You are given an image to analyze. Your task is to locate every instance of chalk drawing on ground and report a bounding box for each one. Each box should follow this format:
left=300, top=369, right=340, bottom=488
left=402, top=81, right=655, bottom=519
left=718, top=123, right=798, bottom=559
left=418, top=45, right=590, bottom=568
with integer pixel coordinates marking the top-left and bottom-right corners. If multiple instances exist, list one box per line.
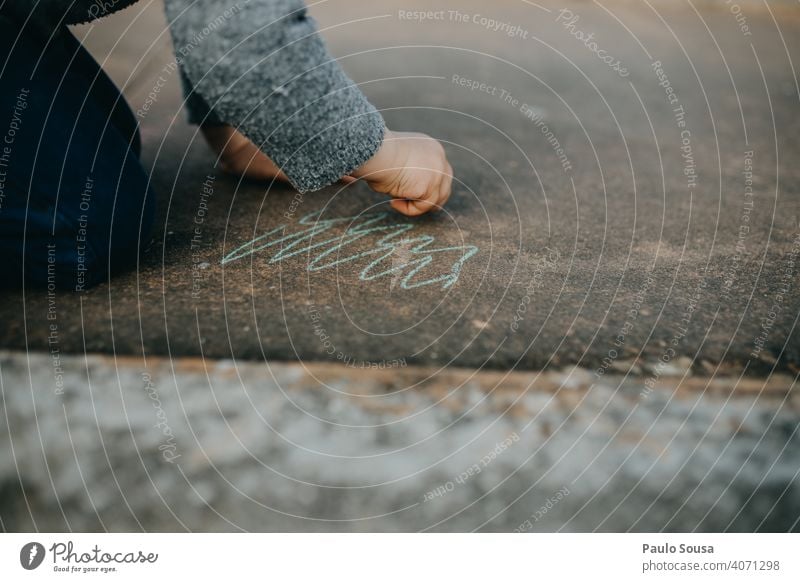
left=222, top=211, right=478, bottom=290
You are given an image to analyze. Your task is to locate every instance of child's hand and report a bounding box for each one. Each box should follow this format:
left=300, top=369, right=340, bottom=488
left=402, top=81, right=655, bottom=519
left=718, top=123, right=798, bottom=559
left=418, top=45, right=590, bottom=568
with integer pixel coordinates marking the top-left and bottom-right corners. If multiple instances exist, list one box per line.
left=350, top=130, right=453, bottom=216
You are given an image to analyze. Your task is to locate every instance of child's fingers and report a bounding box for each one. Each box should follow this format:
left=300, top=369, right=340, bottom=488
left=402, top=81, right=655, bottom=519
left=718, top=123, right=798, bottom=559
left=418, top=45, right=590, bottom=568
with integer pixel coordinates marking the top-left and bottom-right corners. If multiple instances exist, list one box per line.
left=389, top=168, right=452, bottom=216
left=409, top=196, right=438, bottom=215
left=390, top=197, right=433, bottom=216
left=434, top=165, right=453, bottom=211
left=390, top=198, right=419, bottom=216
left=445, top=162, right=454, bottom=195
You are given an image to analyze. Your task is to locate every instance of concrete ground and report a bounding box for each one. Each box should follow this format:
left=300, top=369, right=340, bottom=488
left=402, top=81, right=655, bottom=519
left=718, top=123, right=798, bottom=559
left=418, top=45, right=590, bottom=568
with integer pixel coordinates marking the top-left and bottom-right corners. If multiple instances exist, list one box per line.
left=0, top=0, right=799, bottom=531
left=2, top=351, right=798, bottom=532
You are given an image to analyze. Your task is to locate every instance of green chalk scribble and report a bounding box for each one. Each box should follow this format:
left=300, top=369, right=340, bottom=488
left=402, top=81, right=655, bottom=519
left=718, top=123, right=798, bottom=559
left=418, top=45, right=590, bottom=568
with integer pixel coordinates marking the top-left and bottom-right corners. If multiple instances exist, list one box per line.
left=222, top=211, right=478, bottom=290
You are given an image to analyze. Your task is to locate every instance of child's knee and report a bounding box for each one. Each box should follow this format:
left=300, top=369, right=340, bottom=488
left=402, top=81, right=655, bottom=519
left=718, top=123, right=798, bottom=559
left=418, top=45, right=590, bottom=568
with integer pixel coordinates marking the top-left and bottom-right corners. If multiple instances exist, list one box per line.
left=42, top=176, right=155, bottom=289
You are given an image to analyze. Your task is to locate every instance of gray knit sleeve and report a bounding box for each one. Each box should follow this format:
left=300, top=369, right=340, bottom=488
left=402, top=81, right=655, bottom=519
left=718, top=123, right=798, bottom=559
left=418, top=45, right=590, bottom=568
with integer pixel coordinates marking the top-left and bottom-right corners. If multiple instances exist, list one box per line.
left=163, top=0, right=385, bottom=192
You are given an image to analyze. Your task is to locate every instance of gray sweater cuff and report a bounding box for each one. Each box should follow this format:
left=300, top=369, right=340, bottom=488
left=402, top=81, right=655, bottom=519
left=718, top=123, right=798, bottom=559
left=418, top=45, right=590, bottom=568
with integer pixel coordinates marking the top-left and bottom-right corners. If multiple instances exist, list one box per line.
left=165, top=0, right=385, bottom=192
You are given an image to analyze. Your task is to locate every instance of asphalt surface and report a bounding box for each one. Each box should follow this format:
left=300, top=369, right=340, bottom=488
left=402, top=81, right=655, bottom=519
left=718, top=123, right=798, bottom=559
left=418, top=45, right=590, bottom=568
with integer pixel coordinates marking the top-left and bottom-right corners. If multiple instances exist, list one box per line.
left=1, top=0, right=798, bottom=374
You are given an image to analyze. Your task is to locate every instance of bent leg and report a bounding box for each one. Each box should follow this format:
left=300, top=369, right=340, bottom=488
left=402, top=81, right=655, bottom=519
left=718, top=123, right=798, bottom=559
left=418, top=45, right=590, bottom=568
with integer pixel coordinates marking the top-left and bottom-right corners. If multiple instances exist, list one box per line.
left=0, top=17, right=155, bottom=289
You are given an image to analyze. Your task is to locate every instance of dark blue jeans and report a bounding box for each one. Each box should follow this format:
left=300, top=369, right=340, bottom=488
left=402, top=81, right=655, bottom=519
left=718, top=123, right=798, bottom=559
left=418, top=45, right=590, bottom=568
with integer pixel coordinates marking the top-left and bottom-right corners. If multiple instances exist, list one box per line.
left=0, top=16, right=155, bottom=290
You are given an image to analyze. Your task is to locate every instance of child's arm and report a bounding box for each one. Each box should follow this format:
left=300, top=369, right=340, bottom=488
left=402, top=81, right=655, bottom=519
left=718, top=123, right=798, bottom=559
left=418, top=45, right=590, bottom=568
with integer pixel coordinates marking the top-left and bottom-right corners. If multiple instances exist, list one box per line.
left=166, top=0, right=451, bottom=215
left=202, top=125, right=452, bottom=217
left=2, top=0, right=452, bottom=215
